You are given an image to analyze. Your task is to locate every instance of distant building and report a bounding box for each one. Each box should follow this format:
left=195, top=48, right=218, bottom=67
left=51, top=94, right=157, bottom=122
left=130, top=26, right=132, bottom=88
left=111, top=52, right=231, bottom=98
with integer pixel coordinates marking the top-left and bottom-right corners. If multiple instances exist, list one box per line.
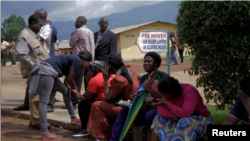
left=112, top=20, right=180, bottom=61
left=59, top=20, right=187, bottom=60
left=58, top=40, right=73, bottom=55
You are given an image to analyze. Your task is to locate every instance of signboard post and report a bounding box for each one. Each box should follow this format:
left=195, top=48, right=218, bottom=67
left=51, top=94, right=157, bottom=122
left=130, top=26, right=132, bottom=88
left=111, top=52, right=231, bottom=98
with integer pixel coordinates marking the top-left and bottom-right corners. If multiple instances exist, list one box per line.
left=136, top=30, right=170, bottom=75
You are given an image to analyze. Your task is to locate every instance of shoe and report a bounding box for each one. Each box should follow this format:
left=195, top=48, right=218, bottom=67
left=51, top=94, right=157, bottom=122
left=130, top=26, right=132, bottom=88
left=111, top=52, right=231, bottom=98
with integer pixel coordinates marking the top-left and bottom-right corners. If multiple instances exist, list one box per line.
left=29, top=121, right=52, bottom=130
left=71, top=131, right=90, bottom=139
left=71, top=118, right=81, bottom=125
left=61, top=105, right=76, bottom=110
left=41, top=133, right=62, bottom=141
left=13, top=105, right=29, bottom=111
left=47, top=107, right=54, bottom=113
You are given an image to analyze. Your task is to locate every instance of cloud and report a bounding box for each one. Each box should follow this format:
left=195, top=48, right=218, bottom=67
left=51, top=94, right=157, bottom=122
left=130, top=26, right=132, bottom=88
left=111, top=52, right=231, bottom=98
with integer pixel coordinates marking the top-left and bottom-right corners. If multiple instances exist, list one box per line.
left=1, top=1, right=163, bottom=24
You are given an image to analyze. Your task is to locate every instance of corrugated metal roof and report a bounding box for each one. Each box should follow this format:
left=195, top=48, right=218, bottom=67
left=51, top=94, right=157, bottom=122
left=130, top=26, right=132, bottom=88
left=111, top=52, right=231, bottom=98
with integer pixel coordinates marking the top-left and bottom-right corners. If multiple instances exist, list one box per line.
left=58, top=40, right=72, bottom=49
left=111, top=20, right=176, bottom=34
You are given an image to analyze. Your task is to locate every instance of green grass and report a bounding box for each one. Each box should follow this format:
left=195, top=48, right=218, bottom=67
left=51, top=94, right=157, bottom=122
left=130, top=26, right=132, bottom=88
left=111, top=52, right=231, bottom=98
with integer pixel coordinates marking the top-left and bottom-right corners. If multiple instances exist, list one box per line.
left=207, top=105, right=242, bottom=125
left=178, top=55, right=194, bottom=63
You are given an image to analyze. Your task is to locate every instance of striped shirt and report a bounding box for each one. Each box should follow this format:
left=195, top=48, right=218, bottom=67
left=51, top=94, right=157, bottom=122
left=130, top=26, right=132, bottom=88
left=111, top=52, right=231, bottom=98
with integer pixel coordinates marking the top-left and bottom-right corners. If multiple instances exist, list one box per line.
left=15, top=37, right=35, bottom=69
left=69, top=25, right=95, bottom=59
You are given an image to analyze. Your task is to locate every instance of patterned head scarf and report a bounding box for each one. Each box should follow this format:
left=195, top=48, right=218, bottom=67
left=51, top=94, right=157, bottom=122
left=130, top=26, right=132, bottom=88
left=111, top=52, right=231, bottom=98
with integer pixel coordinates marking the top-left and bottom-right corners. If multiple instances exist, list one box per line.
left=88, top=60, right=106, bottom=76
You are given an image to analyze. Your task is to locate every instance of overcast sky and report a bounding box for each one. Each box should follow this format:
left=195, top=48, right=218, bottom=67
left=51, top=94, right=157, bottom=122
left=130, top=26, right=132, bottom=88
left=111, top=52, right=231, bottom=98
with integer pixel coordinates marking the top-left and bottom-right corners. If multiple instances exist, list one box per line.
left=1, top=1, right=169, bottom=24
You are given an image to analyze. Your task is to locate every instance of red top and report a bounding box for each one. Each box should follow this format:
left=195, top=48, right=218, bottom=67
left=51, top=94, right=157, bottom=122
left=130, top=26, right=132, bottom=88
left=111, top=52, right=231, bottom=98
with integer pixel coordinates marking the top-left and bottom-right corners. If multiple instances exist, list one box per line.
left=87, top=72, right=114, bottom=101
left=107, top=65, right=140, bottom=101
left=157, top=84, right=210, bottom=118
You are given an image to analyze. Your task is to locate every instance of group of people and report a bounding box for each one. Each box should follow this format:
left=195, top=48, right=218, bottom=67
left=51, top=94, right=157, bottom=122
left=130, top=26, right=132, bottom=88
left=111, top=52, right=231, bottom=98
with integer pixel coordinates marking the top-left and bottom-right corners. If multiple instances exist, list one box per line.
left=7, top=8, right=250, bottom=141
left=1, top=37, right=16, bottom=66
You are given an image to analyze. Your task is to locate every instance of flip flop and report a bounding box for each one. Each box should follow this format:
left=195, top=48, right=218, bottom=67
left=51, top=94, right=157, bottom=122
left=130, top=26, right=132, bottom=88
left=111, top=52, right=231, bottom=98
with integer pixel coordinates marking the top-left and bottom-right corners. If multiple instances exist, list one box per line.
left=74, top=121, right=81, bottom=125
left=42, top=134, right=62, bottom=141
left=71, top=118, right=81, bottom=125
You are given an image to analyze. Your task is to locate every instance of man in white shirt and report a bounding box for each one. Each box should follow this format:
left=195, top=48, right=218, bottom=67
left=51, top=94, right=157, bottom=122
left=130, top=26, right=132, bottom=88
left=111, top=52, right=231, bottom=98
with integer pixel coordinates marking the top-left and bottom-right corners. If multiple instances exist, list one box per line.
left=37, top=19, right=52, bottom=56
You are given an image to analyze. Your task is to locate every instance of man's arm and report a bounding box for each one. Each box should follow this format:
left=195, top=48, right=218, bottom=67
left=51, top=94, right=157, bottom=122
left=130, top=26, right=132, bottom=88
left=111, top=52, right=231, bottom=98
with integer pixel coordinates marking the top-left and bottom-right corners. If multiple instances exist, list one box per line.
left=69, top=30, right=79, bottom=47
left=15, top=38, right=34, bottom=68
left=222, top=115, right=239, bottom=125
left=88, top=32, right=95, bottom=60
left=110, top=32, right=117, bottom=54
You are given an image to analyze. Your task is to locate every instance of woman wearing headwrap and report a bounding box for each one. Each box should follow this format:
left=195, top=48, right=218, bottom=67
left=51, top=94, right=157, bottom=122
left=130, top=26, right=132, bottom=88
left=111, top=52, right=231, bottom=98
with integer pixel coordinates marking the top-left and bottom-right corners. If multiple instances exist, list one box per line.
left=86, top=53, right=140, bottom=141
left=72, top=60, right=114, bottom=139
left=110, top=52, right=169, bottom=141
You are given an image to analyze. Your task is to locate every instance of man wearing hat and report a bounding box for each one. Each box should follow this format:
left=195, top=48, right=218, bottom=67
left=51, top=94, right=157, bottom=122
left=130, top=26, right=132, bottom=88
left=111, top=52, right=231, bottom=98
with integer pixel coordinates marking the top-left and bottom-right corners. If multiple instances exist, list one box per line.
left=1, top=37, right=9, bottom=66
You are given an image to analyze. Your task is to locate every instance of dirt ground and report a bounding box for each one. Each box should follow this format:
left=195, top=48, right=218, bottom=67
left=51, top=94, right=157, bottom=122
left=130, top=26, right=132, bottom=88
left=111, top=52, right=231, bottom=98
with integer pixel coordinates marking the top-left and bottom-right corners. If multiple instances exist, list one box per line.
left=1, top=116, right=91, bottom=141
left=1, top=61, right=192, bottom=141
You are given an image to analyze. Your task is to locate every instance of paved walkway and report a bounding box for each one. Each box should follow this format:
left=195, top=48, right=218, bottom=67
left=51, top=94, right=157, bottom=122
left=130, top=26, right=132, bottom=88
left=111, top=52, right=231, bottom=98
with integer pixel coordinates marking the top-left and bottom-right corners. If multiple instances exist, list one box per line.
left=1, top=62, right=215, bottom=130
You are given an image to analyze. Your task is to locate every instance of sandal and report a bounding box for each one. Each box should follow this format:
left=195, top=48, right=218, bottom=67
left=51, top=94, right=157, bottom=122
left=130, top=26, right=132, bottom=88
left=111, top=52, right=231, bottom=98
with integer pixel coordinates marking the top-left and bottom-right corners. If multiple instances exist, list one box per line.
left=71, top=118, right=81, bottom=125
left=41, top=133, right=62, bottom=141
left=54, top=98, right=62, bottom=102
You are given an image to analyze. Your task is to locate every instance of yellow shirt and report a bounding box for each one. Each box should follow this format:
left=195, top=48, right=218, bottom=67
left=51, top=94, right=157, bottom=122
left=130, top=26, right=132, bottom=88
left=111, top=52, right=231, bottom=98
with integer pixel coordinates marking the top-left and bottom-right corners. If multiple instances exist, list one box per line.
left=1, top=41, right=9, bottom=50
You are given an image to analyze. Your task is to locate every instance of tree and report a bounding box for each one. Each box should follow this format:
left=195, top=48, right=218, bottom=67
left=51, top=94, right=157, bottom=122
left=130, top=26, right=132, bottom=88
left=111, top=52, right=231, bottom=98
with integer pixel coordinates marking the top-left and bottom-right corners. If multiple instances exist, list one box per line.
left=176, top=1, right=250, bottom=109
left=2, top=14, right=26, bottom=41
left=1, top=28, right=4, bottom=37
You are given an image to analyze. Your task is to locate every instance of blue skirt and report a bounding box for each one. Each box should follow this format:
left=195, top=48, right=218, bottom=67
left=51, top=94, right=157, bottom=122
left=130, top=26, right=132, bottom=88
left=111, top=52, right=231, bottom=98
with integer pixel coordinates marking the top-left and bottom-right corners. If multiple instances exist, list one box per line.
left=151, top=114, right=214, bottom=141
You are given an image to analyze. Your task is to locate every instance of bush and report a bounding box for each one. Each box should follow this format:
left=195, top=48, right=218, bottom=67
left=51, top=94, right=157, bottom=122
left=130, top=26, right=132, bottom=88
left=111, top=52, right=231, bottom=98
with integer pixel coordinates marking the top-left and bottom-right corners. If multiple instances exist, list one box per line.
left=176, top=1, right=250, bottom=109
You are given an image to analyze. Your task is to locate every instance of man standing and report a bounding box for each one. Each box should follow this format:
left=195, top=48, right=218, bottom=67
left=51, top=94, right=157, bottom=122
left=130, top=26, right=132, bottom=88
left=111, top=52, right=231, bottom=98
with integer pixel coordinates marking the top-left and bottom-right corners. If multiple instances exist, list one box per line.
left=48, top=19, right=57, bottom=57
left=14, top=9, right=52, bottom=130
left=37, top=18, right=52, bottom=56
left=14, top=9, right=49, bottom=111
left=1, top=37, right=9, bottom=66
left=8, top=37, right=16, bottom=66
left=64, top=16, right=94, bottom=109
left=94, top=17, right=117, bottom=62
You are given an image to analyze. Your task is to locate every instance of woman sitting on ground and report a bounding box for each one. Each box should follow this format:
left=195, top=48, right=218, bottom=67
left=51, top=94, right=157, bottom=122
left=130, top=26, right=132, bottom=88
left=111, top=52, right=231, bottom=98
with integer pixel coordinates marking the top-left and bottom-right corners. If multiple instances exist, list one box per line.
left=72, top=60, right=114, bottom=139
left=223, top=76, right=250, bottom=125
left=110, top=52, right=169, bottom=141
left=27, top=50, right=92, bottom=140
left=151, top=76, right=213, bottom=141
left=86, top=53, right=140, bottom=141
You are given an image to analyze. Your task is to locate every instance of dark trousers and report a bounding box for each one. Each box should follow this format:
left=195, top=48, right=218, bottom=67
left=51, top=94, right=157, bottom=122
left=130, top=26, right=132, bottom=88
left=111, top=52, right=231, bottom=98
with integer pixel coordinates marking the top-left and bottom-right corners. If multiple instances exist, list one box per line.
left=47, top=90, right=57, bottom=109
left=23, top=87, right=30, bottom=107
left=1, top=49, right=6, bottom=66
left=9, top=52, right=16, bottom=65
left=110, top=108, right=157, bottom=141
left=78, top=99, right=97, bottom=130
left=178, top=49, right=184, bottom=63
left=70, top=68, right=87, bottom=106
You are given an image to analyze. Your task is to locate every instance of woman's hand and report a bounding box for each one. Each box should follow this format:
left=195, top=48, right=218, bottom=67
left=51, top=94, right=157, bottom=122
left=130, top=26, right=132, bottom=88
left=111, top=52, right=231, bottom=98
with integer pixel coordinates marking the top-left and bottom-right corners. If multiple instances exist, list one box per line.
left=119, top=103, right=129, bottom=110
left=103, top=65, right=110, bottom=82
left=151, top=98, right=169, bottom=107
left=171, top=113, right=181, bottom=122
left=72, top=90, right=85, bottom=100
left=142, top=80, right=152, bottom=92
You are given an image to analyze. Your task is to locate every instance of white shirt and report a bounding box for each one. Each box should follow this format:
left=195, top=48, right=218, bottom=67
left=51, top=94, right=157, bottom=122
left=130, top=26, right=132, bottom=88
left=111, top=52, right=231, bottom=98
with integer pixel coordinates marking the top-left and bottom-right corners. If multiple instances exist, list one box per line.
left=37, top=24, right=52, bottom=52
